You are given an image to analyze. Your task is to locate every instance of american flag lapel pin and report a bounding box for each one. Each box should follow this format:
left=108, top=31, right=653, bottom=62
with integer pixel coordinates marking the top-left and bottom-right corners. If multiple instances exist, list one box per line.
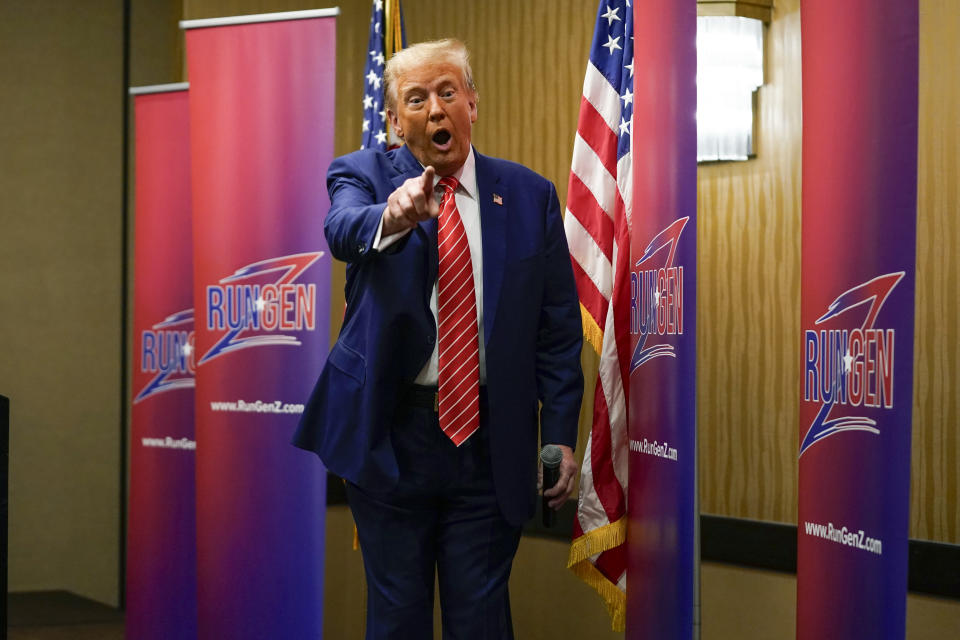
left=492, top=193, right=503, bottom=206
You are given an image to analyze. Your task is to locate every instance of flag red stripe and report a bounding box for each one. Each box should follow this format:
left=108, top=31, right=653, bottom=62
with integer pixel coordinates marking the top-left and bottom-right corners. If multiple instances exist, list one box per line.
left=588, top=387, right=626, bottom=523
left=567, top=173, right=614, bottom=262
left=611, top=200, right=633, bottom=388
left=576, top=96, right=620, bottom=177
left=594, top=544, right=627, bottom=584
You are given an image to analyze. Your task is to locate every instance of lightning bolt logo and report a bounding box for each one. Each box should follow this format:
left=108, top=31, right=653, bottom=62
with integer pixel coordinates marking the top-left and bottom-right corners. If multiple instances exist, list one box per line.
left=134, top=309, right=195, bottom=404
left=199, top=252, right=324, bottom=365
left=630, top=216, right=689, bottom=373
left=799, top=272, right=904, bottom=457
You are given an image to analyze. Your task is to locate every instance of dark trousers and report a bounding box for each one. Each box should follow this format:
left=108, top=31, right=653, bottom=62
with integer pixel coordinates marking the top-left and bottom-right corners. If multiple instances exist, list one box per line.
left=346, top=397, right=521, bottom=640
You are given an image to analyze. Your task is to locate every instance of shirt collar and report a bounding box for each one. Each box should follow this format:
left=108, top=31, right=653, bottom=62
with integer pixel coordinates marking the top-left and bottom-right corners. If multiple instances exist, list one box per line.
left=451, top=147, right=477, bottom=200
left=422, top=147, right=477, bottom=201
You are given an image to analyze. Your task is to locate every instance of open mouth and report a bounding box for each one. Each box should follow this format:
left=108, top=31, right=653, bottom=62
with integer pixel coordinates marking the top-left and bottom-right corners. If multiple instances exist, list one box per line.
left=432, top=130, right=452, bottom=146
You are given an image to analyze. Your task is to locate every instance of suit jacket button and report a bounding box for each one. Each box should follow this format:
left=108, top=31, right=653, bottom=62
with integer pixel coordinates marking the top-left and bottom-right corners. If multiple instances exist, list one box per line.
left=427, top=333, right=435, bottom=344
left=357, top=243, right=366, bottom=254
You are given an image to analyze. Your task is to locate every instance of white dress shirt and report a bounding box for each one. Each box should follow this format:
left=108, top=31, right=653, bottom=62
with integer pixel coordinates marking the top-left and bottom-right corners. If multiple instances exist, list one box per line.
left=373, top=148, right=486, bottom=385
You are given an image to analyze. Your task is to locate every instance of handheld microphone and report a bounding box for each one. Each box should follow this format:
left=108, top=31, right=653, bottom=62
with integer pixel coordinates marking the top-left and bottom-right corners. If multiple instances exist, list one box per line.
left=540, top=445, right=563, bottom=527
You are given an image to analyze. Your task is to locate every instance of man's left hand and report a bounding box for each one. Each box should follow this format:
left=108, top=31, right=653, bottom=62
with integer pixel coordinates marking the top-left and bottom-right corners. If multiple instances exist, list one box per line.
left=543, top=444, right=578, bottom=510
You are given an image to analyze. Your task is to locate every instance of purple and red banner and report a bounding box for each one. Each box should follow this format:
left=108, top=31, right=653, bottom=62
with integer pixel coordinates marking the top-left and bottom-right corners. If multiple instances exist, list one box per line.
left=184, top=10, right=337, bottom=638
left=128, top=84, right=197, bottom=640
left=797, top=2, right=918, bottom=638
left=626, top=1, right=698, bottom=637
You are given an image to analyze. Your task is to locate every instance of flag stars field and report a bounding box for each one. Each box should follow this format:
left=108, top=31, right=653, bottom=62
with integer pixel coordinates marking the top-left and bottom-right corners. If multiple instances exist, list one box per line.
left=361, top=0, right=403, bottom=152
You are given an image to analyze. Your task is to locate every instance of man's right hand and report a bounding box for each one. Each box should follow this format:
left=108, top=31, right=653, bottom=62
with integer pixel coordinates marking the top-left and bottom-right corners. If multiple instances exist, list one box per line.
left=382, top=166, right=440, bottom=237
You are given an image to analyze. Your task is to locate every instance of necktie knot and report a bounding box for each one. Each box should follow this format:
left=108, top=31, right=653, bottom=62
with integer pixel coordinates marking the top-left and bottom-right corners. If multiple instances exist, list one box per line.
left=437, top=176, right=459, bottom=196
left=436, top=176, right=459, bottom=209
left=437, top=176, right=460, bottom=191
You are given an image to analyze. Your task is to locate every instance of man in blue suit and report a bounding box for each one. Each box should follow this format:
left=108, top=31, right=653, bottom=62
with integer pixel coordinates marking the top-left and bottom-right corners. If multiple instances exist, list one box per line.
left=294, top=38, right=583, bottom=639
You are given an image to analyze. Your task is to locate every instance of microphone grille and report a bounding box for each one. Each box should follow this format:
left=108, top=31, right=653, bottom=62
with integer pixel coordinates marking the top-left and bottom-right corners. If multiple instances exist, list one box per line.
left=540, top=444, right=563, bottom=468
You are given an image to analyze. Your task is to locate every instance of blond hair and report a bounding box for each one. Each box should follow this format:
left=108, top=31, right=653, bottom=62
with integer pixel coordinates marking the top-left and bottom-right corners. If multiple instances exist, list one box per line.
left=384, top=38, right=477, bottom=112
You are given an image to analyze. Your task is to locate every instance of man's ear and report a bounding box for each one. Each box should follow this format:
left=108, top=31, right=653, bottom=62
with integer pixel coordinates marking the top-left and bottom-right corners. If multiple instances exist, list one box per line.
left=387, top=109, right=403, bottom=138
left=469, top=93, right=478, bottom=124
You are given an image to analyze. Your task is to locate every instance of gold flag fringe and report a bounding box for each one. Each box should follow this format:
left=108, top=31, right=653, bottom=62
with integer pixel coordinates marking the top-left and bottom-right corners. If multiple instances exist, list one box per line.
left=580, top=303, right=604, bottom=355
left=567, top=516, right=627, bottom=632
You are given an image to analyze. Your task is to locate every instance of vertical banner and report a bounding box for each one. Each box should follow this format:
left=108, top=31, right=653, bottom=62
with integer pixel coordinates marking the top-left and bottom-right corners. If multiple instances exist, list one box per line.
left=183, top=9, right=337, bottom=638
left=128, top=84, right=197, bottom=640
left=797, top=2, right=918, bottom=638
left=627, top=0, right=697, bottom=638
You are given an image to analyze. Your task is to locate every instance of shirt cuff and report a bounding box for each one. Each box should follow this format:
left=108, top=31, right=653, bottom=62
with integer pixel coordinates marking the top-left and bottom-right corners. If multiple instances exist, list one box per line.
left=373, top=205, right=412, bottom=251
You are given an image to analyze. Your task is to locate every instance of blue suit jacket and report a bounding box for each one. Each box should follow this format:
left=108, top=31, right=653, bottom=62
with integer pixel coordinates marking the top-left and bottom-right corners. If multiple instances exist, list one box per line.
left=293, top=145, right=583, bottom=526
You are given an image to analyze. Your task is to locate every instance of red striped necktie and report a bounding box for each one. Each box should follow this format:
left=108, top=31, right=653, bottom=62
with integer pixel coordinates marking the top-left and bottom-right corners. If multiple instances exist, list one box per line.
left=436, top=176, right=480, bottom=446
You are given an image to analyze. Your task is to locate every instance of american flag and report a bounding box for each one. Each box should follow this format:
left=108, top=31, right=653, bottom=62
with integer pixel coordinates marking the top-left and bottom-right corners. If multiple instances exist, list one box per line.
left=564, top=0, right=633, bottom=631
left=361, top=0, right=406, bottom=151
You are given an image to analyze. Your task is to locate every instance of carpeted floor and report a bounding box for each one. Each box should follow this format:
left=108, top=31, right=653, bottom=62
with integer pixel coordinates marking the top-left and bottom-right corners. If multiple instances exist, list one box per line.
left=6, top=591, right=124, bottom=640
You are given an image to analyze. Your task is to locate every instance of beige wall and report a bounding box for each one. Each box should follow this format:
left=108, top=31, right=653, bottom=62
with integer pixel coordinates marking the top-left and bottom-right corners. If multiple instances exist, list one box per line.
left=0, top=2, right=124, bottom=605
left=131, top=0, right=184, bottom=87
left=0, top=0, right=182, bottom=608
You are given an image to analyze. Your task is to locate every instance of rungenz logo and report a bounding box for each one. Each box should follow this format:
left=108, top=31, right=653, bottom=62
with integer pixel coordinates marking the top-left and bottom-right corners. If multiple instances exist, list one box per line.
left=134, top=309, right=195, bottom=403
left=629, top=217, right=688, bottom=373
left=200, top=252, right=324, bottom=365
left=799, top=272, right=903, bottom=457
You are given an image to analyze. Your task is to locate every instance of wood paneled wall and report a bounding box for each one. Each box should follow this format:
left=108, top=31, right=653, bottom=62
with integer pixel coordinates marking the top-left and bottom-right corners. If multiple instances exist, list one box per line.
left=180, top=0, right=958, bottom=544
left=696, top=0, right=802, bottom=524
left=912, top=0, right=960, bottom=543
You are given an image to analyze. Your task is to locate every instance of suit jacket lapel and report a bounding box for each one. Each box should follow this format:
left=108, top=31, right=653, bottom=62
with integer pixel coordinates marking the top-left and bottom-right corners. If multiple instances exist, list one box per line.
left=475, top=151, right=505, bottom=347
left=390, top=144, right=423, bottom=188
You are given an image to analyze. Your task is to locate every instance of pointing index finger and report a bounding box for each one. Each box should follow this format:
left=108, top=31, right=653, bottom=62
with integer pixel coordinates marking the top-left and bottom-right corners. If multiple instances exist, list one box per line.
left=421, top=166, right=436, bottom=193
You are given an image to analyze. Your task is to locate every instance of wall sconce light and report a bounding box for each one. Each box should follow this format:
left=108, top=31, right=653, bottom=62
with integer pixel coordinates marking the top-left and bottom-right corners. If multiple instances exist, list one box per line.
left=696, top=15, right=765, bottom=162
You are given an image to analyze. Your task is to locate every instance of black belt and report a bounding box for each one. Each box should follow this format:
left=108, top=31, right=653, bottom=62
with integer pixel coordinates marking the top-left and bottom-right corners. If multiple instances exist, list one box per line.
left=404, top=384, right=487, bottom=412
